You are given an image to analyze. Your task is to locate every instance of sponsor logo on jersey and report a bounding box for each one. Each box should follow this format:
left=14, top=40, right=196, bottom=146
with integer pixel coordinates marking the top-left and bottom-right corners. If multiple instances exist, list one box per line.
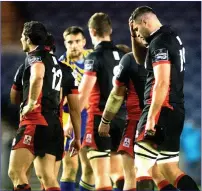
left=86, top=133, right=92, bottom=143
left=153, top=48, right=169, bottom=62
left=113, top=64, right=123, bottom=78
left=123, top=137, right=131, bottom=148
left=23, top=135, right=32, bottom=145
left=84, top=59, right=94, bottom=71
left=28, top=56, right=42, bottom=65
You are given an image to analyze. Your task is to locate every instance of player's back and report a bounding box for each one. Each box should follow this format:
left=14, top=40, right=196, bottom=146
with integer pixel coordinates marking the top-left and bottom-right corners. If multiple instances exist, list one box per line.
left=85, top=41, right=125, bottom=114
left=115, top=52, right=147, bottom=120
left=22, top=47, right=62, bottom=113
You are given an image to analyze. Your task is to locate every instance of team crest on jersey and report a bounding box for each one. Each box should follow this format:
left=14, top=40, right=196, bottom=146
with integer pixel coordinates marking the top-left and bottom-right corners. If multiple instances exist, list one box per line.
left=123, top=137, right=131, bottom=148
left=28, top=56, right=42, bottom=65
left=153, top=48, right=169, bottom=62
left=86, top=133, right=92, bottom=143
left=23, top=135, right=32, bottom=145
left=84, top=59, right=94, bottom=71
left=113, top=65, right=123, bottom=78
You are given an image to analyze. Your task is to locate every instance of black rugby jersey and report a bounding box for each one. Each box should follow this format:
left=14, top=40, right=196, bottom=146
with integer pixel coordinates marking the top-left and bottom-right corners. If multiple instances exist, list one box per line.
left=84, top=41, right=126, bottom=116
left=22, top=47, right=62, bottom=117
left=59, top=61, right=78, bottom=96
left=115, top=52, right=147, bottom=120
left=144, top=25, right=185, bottom=108
left=12, top=63, right=25, bottom=91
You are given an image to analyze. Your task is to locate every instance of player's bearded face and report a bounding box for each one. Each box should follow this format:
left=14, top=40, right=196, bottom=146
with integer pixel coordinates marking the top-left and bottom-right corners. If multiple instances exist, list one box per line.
left=64, top=33, right=86, bottom=59
left=20, top=32, right=29, bottom=52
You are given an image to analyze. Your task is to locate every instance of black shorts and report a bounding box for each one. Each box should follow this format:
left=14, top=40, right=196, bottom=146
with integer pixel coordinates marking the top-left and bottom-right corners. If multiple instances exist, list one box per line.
left=82, top=114, right=125, bottom=152
left=12, top=112, right=64, bottom=161
left=136, top=105, right=185, bottom=152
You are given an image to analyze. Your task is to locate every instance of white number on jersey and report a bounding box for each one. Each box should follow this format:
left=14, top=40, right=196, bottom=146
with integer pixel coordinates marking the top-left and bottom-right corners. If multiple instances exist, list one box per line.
left=176, top=36, right=185, bottom=72
left=52, top=67, right=62, bottom=91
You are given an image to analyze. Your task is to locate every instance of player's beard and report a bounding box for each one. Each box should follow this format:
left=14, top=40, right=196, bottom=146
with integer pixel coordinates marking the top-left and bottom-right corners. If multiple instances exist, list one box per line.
left=69, top=50, right=82, bottom=60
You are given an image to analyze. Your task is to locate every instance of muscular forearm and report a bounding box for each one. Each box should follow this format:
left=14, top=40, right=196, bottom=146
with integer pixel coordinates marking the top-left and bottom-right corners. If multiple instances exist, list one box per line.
left=69, top=110, right=81, bottom=139
left=147, top=82, right=169, bottom=119
left=103, top=91, right=124, bottom=121
left=131, top=37, right=147, bottom=65
left=29, top=76, right=43, bottom=102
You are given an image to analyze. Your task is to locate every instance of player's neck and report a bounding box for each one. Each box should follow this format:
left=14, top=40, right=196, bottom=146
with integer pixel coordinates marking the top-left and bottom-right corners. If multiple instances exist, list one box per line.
left=94, top=36, right=111, bottom=47
left=28, top=45, right=38, bottom=53
left=149, top=21, right=162, bottom=36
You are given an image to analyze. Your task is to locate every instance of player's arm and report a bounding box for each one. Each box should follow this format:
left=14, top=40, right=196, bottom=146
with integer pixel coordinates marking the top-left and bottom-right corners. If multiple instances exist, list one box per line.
left=129, top=17, right=147, bottom=65
left=10, top=88, right=22, bottom=105
left=66, top=93, right=81, bottom=140
left=28, top=62, right=45, bottom=104
left=147, top=64, right=170, bottom=120
left=147, top=43, right=171, bottom=122
left=101, top=85, right=126, bottom=123
left=10, top=64, right=24, bottom=105
left=79, top=56, right=98, bottom=111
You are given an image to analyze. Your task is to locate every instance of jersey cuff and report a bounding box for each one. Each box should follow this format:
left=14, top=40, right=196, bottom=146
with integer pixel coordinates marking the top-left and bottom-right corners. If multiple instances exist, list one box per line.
left=32, top=61, right=44, bottom=65
left=11, top=84, right=22, bottom=91
left=84, top=71, right=96, bottom=76
left=115, top=79, right=125, bottom=86
left=152, top=60, right=171, bottom=67
left=71, top=89, right=79, bottom=94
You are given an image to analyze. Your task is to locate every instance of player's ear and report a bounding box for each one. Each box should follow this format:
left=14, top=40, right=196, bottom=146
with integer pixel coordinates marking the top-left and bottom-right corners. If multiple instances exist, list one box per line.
left=26, top=37, right=31, bottom=45
left=82, top=38, right=86, bottom=47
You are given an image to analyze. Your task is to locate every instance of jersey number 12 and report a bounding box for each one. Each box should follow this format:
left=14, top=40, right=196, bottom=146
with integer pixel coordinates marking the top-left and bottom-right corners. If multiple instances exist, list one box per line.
left=52, top=67, right=62, bottom=91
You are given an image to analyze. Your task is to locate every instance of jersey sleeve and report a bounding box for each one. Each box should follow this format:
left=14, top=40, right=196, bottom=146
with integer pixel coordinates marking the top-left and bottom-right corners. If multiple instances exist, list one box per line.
left=150, top=36, right=171, bottom=67
left=12, top=64, right=24, bottom=91
left=114, top=53, right=131, bottom=86
left=83, top=52, right=99, bottom=76
left=62, top=64, right=78, bottom=96
left=27, top=53, right=43, bottom=66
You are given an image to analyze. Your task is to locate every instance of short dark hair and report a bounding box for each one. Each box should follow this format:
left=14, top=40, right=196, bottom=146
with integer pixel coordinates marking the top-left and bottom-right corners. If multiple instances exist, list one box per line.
left=131, top=6, right=155, bottom=22
left=116, top=44, right=131, bottom=54
left=88, top=12, right=112, bottom=37
left=23, top=21, right=48, bottom=45
left=63, top=26, right=85, bottom=39
left=45, top=33, right=56, bottom=52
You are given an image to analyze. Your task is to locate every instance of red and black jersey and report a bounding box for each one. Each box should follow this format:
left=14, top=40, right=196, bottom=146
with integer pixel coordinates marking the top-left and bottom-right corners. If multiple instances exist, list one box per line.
left=84, top=41, right=126, bottom=118
left=20, top=47, right=62, bottom=126
left=144, top=25, right=185, bottom=109
left=115, top=52, right=147, bottom=120
left=12, top=63, right=25, bottom=91
left=59, top=61, right=78, bottom=97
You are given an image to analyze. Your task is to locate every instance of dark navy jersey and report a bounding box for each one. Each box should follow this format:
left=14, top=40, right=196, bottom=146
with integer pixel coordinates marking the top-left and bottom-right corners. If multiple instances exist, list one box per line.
left=59, top=61, right=78, bottom=96
left=21, top=47, right=62, bottom=121
left=84, top=41, right=126, bottom=117
left=115, top=52, right=147, bottom=120
left=144, top=25, right=185, bottom=108
left=12, top=63, right=25, bottom=91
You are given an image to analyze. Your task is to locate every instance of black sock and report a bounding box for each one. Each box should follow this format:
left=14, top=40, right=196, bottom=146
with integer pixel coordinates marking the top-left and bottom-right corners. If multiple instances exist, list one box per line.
left=16, top=184, right=31, bottom=191
left=115, top=177, right=124, bottom=190
left=136, top=177, right=154, bottom=191
left=175, top=174, right=199, bottom=191
left=158, top=180, right=178, bottom=191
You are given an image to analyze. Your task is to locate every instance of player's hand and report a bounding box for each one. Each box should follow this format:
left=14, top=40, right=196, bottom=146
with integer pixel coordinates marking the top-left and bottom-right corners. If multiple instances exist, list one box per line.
left=129, top=16, right=137, bottom=38
left=98, top=123, right=110, bottom=137
left=145, top=117, right=156, bottom=136
left=21, top=102, right=39, bottom=116
left=64, top=123, right=73, bottom=139
left=69, top=138, right=81, bottom=157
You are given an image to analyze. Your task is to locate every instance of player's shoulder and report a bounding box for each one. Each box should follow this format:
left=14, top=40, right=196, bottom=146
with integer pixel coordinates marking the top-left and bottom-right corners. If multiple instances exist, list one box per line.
left=83, top=49, right=93, bottom=58
left=58, top=52, right=67, bottom=62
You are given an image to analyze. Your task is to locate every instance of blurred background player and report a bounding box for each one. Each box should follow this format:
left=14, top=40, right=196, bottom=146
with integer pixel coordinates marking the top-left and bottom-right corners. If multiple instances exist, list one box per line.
left=79, top=12, right=126, bottom=191
left=59, top=26, right=94, bottom=191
